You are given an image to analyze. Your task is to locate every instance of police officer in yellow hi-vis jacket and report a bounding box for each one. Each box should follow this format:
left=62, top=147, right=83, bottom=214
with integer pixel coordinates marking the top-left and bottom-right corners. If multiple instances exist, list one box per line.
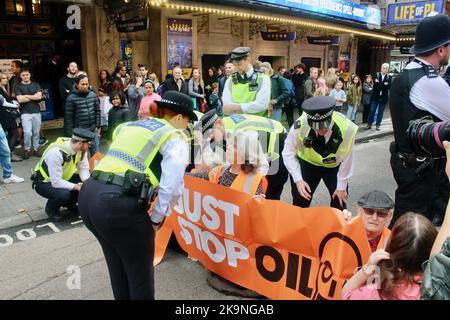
left=78, top=91, right=197, bottom=300
left=282, top=96, right=358, bottom=210
left=33, top=128, right=95, bottom=222
left=222, top=47, right=271, bottom=116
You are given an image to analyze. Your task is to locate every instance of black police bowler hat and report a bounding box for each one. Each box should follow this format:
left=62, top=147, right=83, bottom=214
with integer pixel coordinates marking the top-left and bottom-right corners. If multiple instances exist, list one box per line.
left=155, top=91, right=198, bottom=121
left=72, top=128, right=96, bottom=142
left=410, top=14, right=450, bottom=55
left=228, top=47, right=251, bottom=63
left=302, top=96, right=336, bottom=130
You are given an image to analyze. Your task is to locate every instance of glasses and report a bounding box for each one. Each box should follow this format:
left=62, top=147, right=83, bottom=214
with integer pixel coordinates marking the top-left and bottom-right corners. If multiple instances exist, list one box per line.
left=363, top=208, right=391, bottom=218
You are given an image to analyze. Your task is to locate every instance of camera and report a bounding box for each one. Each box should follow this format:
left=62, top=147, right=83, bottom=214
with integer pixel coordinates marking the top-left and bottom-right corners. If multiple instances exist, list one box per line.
left=406, top=116, right=450, bottom=157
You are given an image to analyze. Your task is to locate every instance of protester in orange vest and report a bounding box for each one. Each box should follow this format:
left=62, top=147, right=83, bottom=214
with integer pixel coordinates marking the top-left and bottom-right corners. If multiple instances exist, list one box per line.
left=342, top=190, right=393, bottom=252
left=191, top=130, right=267, bottom=197
left=190, top=130, right=266, bottom=298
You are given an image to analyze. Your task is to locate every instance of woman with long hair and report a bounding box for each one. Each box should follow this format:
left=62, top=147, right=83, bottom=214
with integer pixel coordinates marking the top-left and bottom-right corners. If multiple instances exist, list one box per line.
left=98, top=69, right=111, bottom=93
left=187, top=67, right=205, bottom=111
left=342, top=212, right=437, bottom=300
left=0, top=73, right=22, bottom=161
left=346, top=75, right=362, bottom=122
left=149, top=73, right=160, bottom=91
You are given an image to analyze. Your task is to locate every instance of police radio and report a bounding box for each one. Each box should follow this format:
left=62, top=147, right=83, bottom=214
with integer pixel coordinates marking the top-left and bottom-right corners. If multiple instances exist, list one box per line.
left=303, top=137, right=313, bottom=148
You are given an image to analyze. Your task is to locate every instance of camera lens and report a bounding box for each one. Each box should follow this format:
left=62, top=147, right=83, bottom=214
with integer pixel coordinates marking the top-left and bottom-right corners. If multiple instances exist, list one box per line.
left=406, top=117, right=450, bottom=157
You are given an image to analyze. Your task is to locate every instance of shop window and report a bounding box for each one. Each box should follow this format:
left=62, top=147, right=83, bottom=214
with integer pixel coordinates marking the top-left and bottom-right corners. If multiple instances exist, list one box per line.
left=32, top=0, right=49, bottom=16
left=5, top=0, right=27, bottom=16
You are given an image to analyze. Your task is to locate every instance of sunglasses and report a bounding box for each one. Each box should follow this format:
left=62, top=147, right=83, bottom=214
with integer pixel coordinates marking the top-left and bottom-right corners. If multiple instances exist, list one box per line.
left=363, top=208, right=391, bottom=218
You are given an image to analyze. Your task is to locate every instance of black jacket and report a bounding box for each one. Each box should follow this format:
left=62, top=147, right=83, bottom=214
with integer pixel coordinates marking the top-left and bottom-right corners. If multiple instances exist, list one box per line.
left=59, top=75, right=76, bottom=102
left=64, top=87, right=100, bottom=136
left=108, top=105, right=129, bottom=139
left=159, top=78, right=188, bottom=96
left=371, top=72, right=391, bottom=104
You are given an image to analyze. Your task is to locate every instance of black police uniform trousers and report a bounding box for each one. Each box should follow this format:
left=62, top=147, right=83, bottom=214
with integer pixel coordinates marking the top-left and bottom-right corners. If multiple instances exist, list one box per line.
left=390, top=152, right=450, bottom=226
left=78, top=178, right=155, bottom=300
left=265, top=133, right=289, bottom=200
left=34, top=175, right=81, bottom=215
left=289, top=158, right=346, bottom=210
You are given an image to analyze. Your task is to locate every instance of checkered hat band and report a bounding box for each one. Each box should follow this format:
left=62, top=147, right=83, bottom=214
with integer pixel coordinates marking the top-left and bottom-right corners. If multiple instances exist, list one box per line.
left=203, top=114, right=219, bottom=131
left=306, top=110, right=333, bottom=121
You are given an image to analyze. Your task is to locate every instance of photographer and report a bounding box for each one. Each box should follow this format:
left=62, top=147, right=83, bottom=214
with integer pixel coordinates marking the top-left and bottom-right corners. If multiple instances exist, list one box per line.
left=389, top=14, right=450, bottom=226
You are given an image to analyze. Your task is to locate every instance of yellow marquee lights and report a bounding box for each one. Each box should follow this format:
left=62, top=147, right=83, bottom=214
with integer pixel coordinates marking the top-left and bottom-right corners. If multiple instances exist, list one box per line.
left=149, top=1, right=397, bottom=41
left=397, top=37, right=415, bottom=42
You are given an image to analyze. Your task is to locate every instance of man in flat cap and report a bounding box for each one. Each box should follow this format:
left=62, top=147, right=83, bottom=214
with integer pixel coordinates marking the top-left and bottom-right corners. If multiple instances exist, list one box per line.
left=389, top=13, right=450, bottom=226
left=32, top=128, right=95, bottom=221
left=342, top=190, right=394, bottom=253
left=283, top=96, right=358, bottom=210
left=221, top=47, right=271, bottom=117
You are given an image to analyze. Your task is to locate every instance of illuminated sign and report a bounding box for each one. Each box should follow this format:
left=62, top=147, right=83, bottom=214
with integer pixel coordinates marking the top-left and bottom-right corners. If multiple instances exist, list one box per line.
left=254, top=0, right=381, bottom=27
left=387, top=0, right=445, bottom=25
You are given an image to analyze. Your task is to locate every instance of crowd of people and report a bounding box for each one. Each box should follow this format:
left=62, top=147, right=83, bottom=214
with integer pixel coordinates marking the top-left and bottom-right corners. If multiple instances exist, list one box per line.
left=1, top=13, right=449, bottom=301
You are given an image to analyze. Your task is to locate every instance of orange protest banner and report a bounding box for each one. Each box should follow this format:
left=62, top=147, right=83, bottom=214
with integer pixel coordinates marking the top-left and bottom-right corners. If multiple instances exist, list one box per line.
left=161, top=175, right=373, bottom=300
left=154, top=224, right=173, bottom=266
left=89, top=152, right=104, bottom=172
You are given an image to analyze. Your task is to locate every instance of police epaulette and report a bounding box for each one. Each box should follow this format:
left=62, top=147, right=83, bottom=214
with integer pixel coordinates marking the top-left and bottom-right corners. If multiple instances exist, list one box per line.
left=294, top=120, right=301, bottom=129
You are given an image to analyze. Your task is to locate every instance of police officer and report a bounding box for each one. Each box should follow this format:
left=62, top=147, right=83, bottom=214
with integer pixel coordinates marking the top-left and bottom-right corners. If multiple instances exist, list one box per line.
left=78, top=91, right=197, bottom=300
left=389, top=13, right=450, bottom=226
left=33, top=128, right=95, bottom=222
left=222, top=47, right=271, bottom=116
left=194, top=110, right=290, bottom=199
left=282, top=96, right=358, bottom=210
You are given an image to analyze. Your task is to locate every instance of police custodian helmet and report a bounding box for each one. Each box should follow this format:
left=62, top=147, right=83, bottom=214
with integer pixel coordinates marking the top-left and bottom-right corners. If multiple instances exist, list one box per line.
left=410, top=14, right=450, bottom=55
left=302, top=96, right=336, bottom=130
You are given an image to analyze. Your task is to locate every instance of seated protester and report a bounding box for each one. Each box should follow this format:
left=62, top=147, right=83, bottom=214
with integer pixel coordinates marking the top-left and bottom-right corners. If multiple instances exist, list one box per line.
left=192, top=110, right=274, bottom=176
left=190, top=130, right=266, bottom=298
left=191, top=130, right=266, bottom=196
left=342, top=190, right=393, bottom=253
left=421, top=140, right=450, bottom=300
left=108, top=91, right=129, bottom=141
left=32, top=128, right=95, bottom=222
left=341, top=212, right=437, bottom=300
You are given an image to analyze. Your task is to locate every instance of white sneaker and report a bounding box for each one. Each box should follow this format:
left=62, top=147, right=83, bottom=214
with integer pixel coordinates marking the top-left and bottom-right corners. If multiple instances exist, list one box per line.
left=3, top=174, right=25, bottom=184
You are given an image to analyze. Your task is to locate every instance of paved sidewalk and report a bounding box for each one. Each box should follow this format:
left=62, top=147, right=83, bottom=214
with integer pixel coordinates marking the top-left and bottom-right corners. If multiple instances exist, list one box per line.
left=0, top=109, right=393, bottom=230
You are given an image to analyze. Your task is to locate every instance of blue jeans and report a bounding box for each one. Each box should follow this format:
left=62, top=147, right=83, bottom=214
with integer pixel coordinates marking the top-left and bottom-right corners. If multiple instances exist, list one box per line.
left=0, top=126, right=13, bottom=179
left=346, top=104, right=357, bottom=122
left=89, top=131, right=100, bottom=155
left=368, top=100, right=386, bottom=126
left=270, top=108, right=283, bottom=121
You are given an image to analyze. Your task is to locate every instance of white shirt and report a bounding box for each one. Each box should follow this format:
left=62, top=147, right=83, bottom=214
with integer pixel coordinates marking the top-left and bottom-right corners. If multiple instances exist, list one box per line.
left=406, top=58, right=450, bottom=121
left=45, top=141, right=90, bottom=190
left=222, top=66, right=271, bottom=114
left=282, top=120, right=355, bottom=190
left=151, top=135, right=189, bottom=223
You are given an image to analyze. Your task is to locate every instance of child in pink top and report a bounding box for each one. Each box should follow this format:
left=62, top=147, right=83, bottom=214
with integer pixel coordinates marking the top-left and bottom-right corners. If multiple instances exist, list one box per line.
left=138, top=80, right=161, bottom=119
left=341, top=213, right=437, bottom=300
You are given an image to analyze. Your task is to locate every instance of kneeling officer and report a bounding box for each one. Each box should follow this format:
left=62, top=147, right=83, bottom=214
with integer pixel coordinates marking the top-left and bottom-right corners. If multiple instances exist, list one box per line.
left=32, top=128, right=95, bottom=222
